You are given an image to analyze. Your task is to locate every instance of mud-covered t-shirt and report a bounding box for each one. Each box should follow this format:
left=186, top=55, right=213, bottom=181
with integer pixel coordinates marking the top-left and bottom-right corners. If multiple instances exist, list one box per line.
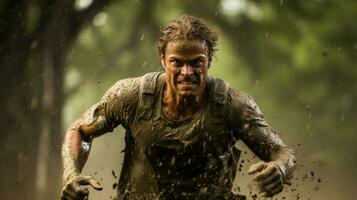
left=81, top=76, right=141, bottom=133
left=82, top=72, right=287, bottom=199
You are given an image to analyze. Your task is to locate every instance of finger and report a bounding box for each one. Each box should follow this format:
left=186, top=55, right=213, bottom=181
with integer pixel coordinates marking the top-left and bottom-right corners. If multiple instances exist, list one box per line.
left=61, top=195, right=69, bottom=200
left=253, top=165, right=278, bottom=182
left=260, top=192, right=268, bottom=198
left=271, top=184, right=284, bottom=196
left=259, top=172, right=282, bottom=187
left=248, top=162, right=266, bottom=175
left=256, top=176, right=280, bottom=194
left=63, top=182, right=90, bottom=200
left=72, top=184, right=89, bottom=197
left=78, top=176, right=103, bottom=191
left=62, top=185, right=77, bottom=200
left=260, top=178, right=283, bottom=197
left=264, top=183, right=283, bottom=197
left=88, top=178, right=103, bottom=191
left=62, top=188, right=80, bottom=200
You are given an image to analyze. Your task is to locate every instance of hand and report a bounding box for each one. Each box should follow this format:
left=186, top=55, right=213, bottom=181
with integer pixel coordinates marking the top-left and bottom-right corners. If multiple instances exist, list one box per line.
left=61, top=175, right=103, bottom=200
left=248, top=161, right=284, bottom=198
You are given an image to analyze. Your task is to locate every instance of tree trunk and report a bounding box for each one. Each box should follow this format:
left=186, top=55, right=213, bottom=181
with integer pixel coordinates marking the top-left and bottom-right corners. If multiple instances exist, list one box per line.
left=0, top=0, right=113, bottom=198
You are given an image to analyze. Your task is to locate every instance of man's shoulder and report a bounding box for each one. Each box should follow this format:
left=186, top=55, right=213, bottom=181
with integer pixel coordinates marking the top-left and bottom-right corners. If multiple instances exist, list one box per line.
left=227, top=86, right=261, bottom=115
left=104, top=72, right=164, bottom=98
left=208, top=76, right=253, bottom=108
left=208, top=77, right=262, bottom=120
left=208, top=76, right=249, bottom=100
left=101, top=75, right=146, bottom=104
left=106, top=76, right=141, bottom=95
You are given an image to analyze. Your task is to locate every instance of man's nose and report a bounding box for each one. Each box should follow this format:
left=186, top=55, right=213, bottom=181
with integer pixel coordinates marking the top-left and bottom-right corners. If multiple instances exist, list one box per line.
left=181, top=64, right=194, bottom=75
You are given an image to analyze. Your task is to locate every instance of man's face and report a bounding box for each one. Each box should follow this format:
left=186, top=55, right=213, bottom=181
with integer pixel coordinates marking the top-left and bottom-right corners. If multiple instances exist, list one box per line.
left=161, top=39, right=211, bottom=98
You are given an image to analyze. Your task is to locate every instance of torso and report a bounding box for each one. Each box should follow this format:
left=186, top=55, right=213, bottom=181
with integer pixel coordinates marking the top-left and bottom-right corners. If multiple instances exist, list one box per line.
left=118, top=73, right=237, bottom=200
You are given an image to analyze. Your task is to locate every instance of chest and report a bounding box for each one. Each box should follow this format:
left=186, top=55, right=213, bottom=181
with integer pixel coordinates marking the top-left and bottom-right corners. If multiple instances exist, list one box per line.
left=130, top=100, right=232, bottom=158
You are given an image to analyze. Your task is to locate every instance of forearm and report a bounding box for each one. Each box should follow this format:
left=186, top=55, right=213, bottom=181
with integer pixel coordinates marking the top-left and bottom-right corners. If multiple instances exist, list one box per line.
left=240, top=126, right=296, bottom=182
left=62, top=127, right=92, bottom=184
left=271, top=147, right=296, bottom=183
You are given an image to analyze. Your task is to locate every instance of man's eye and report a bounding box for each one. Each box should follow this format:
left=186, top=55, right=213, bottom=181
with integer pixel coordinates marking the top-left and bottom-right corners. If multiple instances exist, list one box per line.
left=171, top=60, right=182, bottom=66
left=192, top=60, right=204, bottom=67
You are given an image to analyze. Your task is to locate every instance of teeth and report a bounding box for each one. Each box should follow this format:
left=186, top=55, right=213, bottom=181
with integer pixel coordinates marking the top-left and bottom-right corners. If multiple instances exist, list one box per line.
left=177, top=80, right=196, bottom=84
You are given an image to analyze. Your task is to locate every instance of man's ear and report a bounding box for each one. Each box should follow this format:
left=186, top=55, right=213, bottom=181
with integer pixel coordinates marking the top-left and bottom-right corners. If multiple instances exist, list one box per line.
left=160, top=54, right=166, bottom=68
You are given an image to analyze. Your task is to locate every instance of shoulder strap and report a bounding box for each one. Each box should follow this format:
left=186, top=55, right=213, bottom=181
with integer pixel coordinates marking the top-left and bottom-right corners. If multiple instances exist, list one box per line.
left=137, top=72, right=162, bottom=120
left=210, top=76, right=230, bottom=118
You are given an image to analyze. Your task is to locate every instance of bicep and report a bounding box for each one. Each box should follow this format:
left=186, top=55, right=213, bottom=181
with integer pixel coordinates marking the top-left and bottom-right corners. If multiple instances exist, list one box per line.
left=70, top=102, right=118, bottom=140
left=230, top=94, right=285, bottom=161
left=68, top=78, right=140, bottom=139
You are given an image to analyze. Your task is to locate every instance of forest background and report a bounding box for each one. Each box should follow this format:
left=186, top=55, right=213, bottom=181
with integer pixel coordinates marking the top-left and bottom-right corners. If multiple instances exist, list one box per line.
left=1, top=0, right=356, bottom=199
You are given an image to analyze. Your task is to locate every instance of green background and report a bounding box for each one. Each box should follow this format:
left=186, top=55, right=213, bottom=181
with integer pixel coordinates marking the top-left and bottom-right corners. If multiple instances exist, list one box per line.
left=1, top=0, right=356, bottom=199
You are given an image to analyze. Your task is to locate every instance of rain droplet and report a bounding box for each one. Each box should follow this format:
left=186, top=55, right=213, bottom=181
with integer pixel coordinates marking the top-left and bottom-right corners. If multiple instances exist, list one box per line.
left=140, top=34, right=145, bottom=41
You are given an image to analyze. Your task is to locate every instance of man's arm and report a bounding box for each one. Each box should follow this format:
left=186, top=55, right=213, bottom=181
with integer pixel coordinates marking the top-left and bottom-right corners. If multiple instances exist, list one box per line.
left=61, top=102, right=115, bottom=200
left=228, top=90, right=296, bottom=198
left=61, top=77, right=141, bottom=200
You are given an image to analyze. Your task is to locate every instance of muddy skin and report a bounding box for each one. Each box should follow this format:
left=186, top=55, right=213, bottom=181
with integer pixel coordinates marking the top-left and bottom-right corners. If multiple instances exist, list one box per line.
left=61, top=78, right=141, bottom=200
left=160, top=39, right=209, bottom=121
left=61, top=14, right=296, bottom=199
left=61, top=71, right=295, bottom=199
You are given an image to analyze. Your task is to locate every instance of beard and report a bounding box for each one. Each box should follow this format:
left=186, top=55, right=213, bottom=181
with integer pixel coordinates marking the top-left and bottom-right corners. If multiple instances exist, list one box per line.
left=173, top=74, right=201, bottom=97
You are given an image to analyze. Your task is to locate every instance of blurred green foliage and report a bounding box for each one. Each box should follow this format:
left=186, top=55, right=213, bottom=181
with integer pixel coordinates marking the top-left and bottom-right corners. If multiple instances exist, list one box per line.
left=64, top=0, right=356, bottom=197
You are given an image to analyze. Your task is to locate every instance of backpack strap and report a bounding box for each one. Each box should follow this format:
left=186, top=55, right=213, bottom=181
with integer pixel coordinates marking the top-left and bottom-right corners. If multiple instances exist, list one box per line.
left=210, top=76, right=230, bottom=118
left=137, top=72, right=162, bottom=120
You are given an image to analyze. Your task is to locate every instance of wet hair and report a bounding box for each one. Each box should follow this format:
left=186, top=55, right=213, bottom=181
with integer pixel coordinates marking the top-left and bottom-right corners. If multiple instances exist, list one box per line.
left=156, top=15, right=218, bottom=59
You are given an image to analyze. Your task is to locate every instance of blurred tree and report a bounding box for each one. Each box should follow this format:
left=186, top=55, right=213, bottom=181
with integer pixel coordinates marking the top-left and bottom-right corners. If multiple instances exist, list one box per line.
left=1, top=0, right=356, bottom=199
left=0, top=0, right=114, bottom=198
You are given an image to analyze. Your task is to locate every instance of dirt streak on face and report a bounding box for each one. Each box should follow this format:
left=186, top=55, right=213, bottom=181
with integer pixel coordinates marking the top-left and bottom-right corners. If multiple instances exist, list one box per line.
left=161, top=39, right=210, bottom=99
left=161, top=39, right=211, bottom=120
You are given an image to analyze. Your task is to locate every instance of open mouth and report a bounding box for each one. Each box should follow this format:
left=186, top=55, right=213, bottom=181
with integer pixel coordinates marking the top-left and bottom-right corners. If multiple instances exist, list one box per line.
left=177, top=80, right=197, bottom=85
left=176, top=76, right=198, bottom=85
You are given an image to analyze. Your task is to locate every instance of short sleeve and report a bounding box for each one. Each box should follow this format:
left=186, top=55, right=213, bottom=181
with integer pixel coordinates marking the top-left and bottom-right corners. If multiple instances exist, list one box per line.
left=80, top=77, right=141, bottom=133
left=227, top=89, right=286, bottom=161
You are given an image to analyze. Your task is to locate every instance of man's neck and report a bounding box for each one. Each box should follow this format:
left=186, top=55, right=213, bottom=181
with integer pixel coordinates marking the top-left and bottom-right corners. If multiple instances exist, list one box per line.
left=162, top=83, right=206, bottom=121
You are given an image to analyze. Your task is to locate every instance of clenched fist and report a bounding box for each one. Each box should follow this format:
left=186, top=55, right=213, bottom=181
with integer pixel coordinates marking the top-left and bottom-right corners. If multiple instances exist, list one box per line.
left=248, top=161, right=285, bottom=198
left=61, top=175, right=103, bottom=200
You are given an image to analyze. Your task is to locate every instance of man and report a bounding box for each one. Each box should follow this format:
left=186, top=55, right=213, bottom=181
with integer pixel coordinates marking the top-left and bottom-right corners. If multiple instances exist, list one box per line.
left=61, top=15, right=295, bottom=200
